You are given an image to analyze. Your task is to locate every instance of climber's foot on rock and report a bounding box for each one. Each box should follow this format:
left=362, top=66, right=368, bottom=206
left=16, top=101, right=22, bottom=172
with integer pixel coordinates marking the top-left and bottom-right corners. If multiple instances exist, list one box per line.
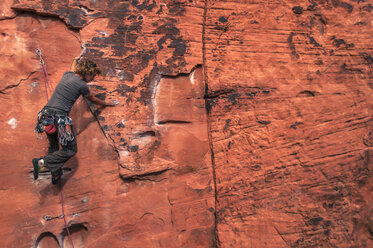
left=51, top=168, right=63, bottom=185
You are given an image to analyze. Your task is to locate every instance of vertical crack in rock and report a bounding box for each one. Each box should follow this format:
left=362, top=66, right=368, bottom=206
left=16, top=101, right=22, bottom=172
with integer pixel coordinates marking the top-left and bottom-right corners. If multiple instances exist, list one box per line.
left=86, top=103, right=120, bottom=163
left=202, top=0, right=220, bottom=247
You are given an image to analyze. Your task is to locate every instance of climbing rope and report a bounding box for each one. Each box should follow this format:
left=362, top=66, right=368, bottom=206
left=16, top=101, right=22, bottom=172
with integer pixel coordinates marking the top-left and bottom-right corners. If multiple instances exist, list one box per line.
left=60, top=180, right=74, bottom=248
left=36, top=49, right=54, bottom=101
left=37, top=49, right=74, bottom=248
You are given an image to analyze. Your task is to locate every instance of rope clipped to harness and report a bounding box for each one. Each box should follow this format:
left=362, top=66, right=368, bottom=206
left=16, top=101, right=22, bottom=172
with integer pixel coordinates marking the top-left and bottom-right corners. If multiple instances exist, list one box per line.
left=35, top=49, right=75, bottom=248
left=34, top=49, right=56, bottom=139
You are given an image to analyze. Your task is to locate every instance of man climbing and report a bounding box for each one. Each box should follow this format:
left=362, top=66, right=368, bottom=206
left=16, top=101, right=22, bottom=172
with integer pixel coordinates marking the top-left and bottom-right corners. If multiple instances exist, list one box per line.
left=33, top=59, right=117, bottom=184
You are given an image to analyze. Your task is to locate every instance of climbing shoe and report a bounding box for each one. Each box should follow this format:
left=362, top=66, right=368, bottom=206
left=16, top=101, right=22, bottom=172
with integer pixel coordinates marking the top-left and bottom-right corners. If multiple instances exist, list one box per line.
left=51, top=168, right=63, bottom=185
left=32, top=158, right=40, bottom=180
left=32, top=158, right=47, bottom=180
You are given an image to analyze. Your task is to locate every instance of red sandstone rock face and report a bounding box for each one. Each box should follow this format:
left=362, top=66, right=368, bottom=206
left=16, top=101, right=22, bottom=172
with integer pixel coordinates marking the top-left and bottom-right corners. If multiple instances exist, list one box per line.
left=0, top=0, right=372, bottom=247
left=204, top=0, right=373, bottom=247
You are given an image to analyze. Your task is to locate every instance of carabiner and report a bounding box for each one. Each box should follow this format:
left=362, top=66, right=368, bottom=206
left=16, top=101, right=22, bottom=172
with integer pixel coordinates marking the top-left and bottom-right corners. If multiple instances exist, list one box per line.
left=36, top=49, right=41, bottom=57
left=36, top=49, right=44, bottom=65
left=43, top=215, right=53, bottom=221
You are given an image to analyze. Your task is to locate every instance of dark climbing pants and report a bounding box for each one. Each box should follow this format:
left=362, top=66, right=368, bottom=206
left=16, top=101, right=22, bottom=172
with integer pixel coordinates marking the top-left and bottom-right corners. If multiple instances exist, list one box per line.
left=44, top=126, right=77, bottom=175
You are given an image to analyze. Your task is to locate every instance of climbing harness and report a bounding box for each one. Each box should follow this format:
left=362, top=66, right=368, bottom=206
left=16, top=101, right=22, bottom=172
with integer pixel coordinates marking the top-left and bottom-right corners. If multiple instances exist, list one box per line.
left=35, top=107, right=75, bottom=146
left=36, top=49, right=75, bottom=248
left=35, top=109, right=56, bottom=135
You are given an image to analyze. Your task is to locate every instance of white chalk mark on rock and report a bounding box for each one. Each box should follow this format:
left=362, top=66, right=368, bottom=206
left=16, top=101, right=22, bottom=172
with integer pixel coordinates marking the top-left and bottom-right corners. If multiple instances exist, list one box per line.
left=8, top=118, right=18, bottom=129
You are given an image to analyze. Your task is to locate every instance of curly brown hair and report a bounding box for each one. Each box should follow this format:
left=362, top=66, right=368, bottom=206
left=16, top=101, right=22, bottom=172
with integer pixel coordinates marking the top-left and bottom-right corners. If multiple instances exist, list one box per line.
left=74, top=60, right=101, bottom=77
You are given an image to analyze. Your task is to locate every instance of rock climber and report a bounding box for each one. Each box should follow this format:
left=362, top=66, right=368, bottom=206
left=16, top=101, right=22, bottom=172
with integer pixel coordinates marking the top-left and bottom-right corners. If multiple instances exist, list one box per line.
left=33, top=59, right=117, bottom=184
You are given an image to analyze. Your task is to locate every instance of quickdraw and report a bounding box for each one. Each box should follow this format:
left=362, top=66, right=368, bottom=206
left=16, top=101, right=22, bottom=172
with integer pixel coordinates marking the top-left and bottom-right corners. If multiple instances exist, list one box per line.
left=43, top=214, right=64, bottom=221
left=36, top=49, right=54, bottom=100
left=57, top=115, right=74, bottom=146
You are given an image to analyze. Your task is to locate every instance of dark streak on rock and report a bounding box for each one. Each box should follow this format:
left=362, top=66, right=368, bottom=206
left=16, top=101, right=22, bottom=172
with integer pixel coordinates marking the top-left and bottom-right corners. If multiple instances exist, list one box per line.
left=168, top=1, right=186, bottom=16
left=169, top=39, right=187, bottom=56
left=292, top=6, right=303, bottom=15
left=214, top=25, right=229, bottom=32
left=94, top=92, right=106, bottom=100
left=89, top=85, right=107, bottom=91
left=325, top=220, right=332, bottom=226
left=330, top=36, right=354, bottom=48
left=310, top=217, right=323, bottom=225
left=332, top=0, right=354, bottom=13
left=297, top=90, right=318, bottom=97
left=228, top=93, right=240, bottom=104
left=288, top=32, right=299, bottom=59
left=132, top=0, right=156, bottom=12
left=290, top=122, right=304, bottom=129
left=309, top=36, right=322, bottom=47
left=156, top=4, right=164, bottom=14
left=219, top=16, right=228, bottom=23
left=360, top=53, right=373, bottom=64
left=114, top=83, right=137, bottom=97
left=227, top=141, right=232, bottom=149
left=153, top=23, right=180, bottom=36
left=116, top=123, right=125, bottom=128
left=137, top=65, right=160, bottom=105
left=129, top=145, right=139, bottom=152
left=361, top=4, right=373, bottom=12
left=66, top=8, right=87, bottom=28
left=340, top=62, right=363, bottom=74
left=223, top=119, right=231, bottom=131
left=307, top=1, right=318, bottom=11
left=205, top=98, right=218, bottom=114
left=205, top=88, right=234, bottom=99
left=124, top=50, right=156, bottom=74
left=152, top=19, right=187, bottom=75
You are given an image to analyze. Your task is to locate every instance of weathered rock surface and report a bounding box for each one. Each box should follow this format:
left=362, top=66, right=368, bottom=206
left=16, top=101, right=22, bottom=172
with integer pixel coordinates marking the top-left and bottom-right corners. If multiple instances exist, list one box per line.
left=204, top=0, right=373, bottom=247
left=0, top=0, right=372, bottom=247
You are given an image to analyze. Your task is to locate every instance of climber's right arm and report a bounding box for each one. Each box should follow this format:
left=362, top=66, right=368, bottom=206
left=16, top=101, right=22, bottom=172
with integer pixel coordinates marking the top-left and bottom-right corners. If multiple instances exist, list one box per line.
left=86, top=94, right=118, bottom=106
